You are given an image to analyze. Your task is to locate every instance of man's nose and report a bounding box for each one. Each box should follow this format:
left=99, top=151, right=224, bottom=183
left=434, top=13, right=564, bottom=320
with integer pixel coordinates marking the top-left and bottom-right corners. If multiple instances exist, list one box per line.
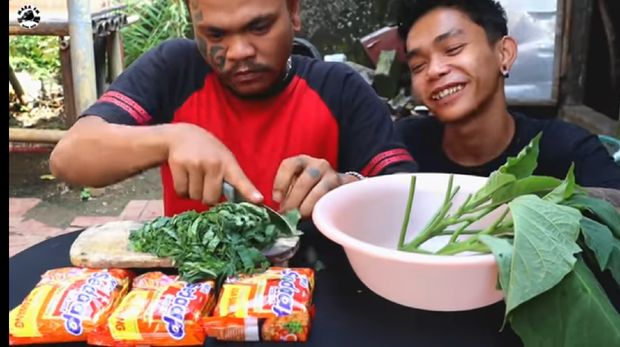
left=226, top=35, right=256, bottom=62
left=426, top=57, right=450, bottom=80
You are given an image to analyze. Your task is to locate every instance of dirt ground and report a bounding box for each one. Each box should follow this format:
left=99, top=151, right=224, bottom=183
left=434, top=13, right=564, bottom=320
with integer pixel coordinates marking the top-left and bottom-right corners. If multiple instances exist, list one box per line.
left=9, top=151, right=162, bottom=228
left=9, top=71, right=164, bottom=229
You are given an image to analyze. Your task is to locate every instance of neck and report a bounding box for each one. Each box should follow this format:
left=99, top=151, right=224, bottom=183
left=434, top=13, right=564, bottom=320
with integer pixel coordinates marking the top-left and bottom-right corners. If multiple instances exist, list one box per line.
left=442, top=92, right=515, bottom=167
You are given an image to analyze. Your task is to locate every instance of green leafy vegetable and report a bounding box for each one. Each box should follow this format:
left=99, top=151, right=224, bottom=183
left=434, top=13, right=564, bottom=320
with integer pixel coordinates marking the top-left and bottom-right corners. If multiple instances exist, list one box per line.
left=580, top=217, right=620, bottom=285
left=510, top=259, right=620, bottom=347
left=505, top=195, right=581, bottom=315
left=129, top=202, right=300, bottom=282
left=398, top=132, right=620, bottom=346
left=565, top=194, right=620, bottom=238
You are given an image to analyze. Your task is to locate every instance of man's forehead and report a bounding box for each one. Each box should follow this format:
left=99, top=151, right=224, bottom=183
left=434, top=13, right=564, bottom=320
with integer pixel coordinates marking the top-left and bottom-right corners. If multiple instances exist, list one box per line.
left=195, top=0, right=283, bottom=26
left=410, top=7, right=475, bottom=35
left=194, top=0, right=284, bottom=12
left=407, top=9, right=478, bottom=47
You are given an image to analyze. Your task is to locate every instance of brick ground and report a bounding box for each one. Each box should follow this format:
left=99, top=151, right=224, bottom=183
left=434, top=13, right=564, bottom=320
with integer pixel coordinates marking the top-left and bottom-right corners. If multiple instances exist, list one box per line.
left=9, top=198, right=164, bottom=257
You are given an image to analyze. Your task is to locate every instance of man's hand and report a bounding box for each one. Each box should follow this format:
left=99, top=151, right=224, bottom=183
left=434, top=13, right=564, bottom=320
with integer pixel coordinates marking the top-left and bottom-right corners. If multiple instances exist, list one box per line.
left=272, top=155, right=360, bottom=218
left=166, top=123, right=262, bottom=205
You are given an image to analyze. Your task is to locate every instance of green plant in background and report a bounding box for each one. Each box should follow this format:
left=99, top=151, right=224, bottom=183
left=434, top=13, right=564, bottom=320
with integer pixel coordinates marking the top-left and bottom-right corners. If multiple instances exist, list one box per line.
left=9, top=36, right=61, bottom=79
left=121, top=0, right=192, bottom=67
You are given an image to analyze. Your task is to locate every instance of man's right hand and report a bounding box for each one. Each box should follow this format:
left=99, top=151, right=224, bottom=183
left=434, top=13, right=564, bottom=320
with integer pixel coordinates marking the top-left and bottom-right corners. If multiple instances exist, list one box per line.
left=166, top=123, right=263, bottom=205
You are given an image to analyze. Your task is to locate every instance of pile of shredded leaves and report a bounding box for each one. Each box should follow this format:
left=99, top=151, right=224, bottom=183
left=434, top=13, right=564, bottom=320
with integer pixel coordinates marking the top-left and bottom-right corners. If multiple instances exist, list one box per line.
left=129, top=202, right=300, bottom=282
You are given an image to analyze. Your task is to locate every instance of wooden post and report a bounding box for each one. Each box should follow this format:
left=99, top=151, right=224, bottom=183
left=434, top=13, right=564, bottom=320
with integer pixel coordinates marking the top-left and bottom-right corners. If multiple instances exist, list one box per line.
left=559, top=0, right=594, bottom=106
left=9, top=20, right=69, bottom=36
left=59, top=37, right=77, bottom=126
left=9, top=128, right=66, bottom=143
left=9, top=64, right=27, bottom=105
left=94, top=36, right=108, bottom=96
left=106, top=29, right=124, bottom=81
left=67, top=0, right=97, bottom=116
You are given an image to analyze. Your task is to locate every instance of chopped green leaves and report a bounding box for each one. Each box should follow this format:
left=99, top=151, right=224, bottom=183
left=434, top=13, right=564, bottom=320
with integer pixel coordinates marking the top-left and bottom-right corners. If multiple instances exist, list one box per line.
left=129, top=202, right=300, bottom=282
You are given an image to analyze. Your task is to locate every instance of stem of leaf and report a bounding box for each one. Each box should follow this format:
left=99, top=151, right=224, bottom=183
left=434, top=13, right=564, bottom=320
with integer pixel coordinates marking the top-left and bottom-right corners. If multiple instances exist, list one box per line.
left=402, top=175, right=458, bottom=251
left=439, top=228, right=513, bottom=236
left=454, top=205, right=499, bottom=225
left=437, top=237, right=489, bottom=255
left=481, top=208, right=510, bottom=235
left=444, top=174, right=454, bottom=206
left=398, top=176, right=416, bottom=249
left=448, top=219, right=476, bottom=243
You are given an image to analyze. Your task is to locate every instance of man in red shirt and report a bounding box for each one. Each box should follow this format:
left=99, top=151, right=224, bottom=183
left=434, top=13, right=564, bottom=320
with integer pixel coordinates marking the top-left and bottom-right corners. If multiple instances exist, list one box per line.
left=50, top=0, right=416, bottom=218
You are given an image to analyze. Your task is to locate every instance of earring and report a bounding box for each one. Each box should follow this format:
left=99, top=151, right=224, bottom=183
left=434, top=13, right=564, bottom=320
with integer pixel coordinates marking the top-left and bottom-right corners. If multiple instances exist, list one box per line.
left=500, top=68, right=510, bottom=79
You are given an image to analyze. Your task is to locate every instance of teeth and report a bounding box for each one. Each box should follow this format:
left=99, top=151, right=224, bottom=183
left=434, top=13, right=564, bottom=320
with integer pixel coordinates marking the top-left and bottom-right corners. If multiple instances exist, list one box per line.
left=432, top=85, right=464, bottom=100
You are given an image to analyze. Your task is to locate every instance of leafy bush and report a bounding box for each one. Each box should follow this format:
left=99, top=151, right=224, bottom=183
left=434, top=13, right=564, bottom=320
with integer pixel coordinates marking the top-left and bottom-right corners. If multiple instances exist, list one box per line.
left=9, top=36, right=61, bottom=79
left=122, top=0, right=192, bottom=67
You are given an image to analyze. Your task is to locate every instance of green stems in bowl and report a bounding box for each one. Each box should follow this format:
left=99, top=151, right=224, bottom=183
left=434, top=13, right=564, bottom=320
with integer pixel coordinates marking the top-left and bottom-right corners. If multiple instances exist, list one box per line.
left=397, top=174, right=511, bottom=255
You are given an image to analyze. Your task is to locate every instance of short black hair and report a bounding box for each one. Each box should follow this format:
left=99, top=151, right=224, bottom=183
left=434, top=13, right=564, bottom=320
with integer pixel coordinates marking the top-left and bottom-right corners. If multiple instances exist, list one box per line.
left=397, top=0, right=508, bottom=44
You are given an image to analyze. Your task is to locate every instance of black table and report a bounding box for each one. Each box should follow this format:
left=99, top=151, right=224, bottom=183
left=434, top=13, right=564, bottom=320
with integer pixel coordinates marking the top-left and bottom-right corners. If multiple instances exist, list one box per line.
left=10, top=230, right=524, bottom=347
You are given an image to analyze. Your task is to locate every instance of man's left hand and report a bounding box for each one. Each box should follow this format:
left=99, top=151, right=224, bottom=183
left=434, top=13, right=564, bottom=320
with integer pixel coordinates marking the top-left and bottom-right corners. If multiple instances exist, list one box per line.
left=272, top=155, right=359, bottom=218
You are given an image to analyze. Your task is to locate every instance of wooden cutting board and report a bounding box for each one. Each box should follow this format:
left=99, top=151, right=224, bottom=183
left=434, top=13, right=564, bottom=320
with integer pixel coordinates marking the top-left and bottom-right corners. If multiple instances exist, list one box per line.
left=70, top=220, right=301, bottom=269
left=70, top=221, right=174, bottom=268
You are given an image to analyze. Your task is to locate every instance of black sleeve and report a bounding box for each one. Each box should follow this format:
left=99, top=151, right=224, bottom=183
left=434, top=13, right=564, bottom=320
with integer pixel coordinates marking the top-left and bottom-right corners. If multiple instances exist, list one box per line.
left=81, top=39, right=211, bottom=125
left=303, top=60, right=418, bottom=176
left=539, top=121, right=620, bottom=189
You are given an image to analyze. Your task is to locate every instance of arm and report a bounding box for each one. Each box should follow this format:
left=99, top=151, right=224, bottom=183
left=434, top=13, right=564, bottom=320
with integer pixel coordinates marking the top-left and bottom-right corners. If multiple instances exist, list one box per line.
left=51, top=116, right=262, bottom=205
left=542, top=122, right=620, bottom=189
left=48, top=39, right=197, bottom=186
left=50, top=116, right=169, bottom=187
left=335, top=64, right=417, bottom=176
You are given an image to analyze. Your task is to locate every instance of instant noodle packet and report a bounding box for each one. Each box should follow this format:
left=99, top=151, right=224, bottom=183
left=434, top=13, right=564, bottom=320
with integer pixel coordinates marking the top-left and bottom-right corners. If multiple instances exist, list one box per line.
left=202, top=267, right=315, bottom=342
left=88, top=271, right=216, bottom=346
left=9, top=267, right=132, bottom=345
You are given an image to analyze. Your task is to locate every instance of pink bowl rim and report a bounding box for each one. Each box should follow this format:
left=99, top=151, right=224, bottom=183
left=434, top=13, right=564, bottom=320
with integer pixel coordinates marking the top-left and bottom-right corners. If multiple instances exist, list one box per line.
left=312, top=173, right=497, bottom=266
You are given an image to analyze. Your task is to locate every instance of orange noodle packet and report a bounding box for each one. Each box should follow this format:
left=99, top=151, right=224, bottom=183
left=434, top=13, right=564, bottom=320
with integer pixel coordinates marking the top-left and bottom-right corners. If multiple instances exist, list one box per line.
left=202, top=267, right=315, bottom=342
left=9, top=267, right=132, bottom=345
left=88, top=271, right=216, bottom=346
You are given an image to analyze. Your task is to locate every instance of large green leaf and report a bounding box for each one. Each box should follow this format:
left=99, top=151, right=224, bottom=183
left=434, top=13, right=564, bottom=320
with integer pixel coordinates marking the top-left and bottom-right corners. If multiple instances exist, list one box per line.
left=470, top=133, right=542, bottom=207
left=478, top=235, right=515, bottom=327
left=505, top=195, right=582, bottom=315
left=470, top=172, right=516, bottom=208
left=492, top=176, right=562, bottom=204
left=478, top=235, right=513, bottom=292
left=543, top=164, right=576, bottom=204
left=580, top=217, right=620, bottom=286
left=499, top=132, right=541, bottom=179
left=565, top=194, right=620, bottom=238
left=510, top=259, right=620, bottom=347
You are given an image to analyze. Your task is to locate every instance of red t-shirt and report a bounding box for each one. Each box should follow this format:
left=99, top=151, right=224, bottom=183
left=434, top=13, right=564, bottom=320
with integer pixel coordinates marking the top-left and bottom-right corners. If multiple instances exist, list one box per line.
left=84, top=39, right=416, bottom=216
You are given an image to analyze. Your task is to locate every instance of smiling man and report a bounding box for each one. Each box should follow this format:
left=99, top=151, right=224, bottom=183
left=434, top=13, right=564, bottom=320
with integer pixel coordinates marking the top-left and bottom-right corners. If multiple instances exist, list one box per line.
left=50, top=0, right=417, bottom=218
left=395, top=0, right=620, bottom=188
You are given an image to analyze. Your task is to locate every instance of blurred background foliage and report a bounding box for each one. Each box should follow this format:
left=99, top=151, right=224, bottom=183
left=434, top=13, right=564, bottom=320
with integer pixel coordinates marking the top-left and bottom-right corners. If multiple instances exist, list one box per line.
left=9, top=36, right=61, bottom=79
left=121, top=0, right=192, bottom=67
left=9, top=0, right=396, bottom=76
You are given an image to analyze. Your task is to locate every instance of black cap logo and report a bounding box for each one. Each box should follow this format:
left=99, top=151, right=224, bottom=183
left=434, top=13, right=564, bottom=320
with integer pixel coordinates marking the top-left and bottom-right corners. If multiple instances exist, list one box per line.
left=17, top=5, right=41, bottom=29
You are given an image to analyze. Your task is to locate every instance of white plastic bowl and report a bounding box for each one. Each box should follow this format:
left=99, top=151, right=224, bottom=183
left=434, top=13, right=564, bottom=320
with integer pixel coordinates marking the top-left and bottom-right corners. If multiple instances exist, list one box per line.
left=312, top=173, right=504, bottom=311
